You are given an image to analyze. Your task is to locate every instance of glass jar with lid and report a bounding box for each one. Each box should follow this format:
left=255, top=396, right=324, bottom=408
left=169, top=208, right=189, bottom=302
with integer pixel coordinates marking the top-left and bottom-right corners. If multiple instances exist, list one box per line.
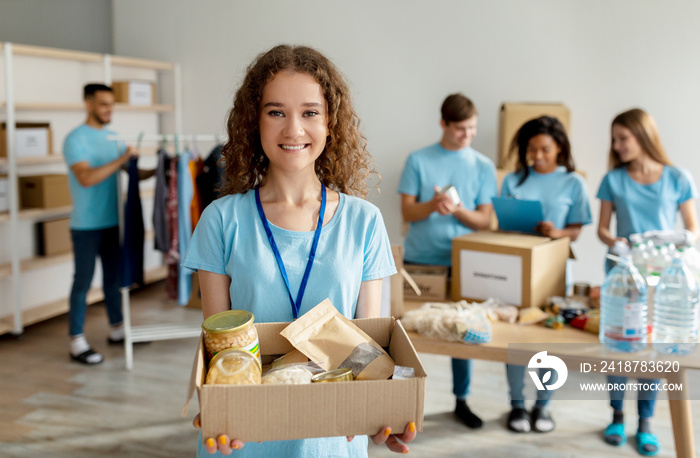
left=205, top=348, right=262, bottom=385
left=202, top=310, right=260, bottom=363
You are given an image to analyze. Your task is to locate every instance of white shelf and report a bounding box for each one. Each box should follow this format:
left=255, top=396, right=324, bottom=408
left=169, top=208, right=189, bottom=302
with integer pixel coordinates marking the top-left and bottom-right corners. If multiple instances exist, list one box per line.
left=0, top=102, right=174, bottom=112
left=0, top=265, right=168, bottom=336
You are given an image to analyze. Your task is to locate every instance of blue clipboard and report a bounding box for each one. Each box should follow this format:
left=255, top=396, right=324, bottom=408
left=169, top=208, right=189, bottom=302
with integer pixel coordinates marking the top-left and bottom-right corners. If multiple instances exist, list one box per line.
left=492, top=197, right=544, bottom=234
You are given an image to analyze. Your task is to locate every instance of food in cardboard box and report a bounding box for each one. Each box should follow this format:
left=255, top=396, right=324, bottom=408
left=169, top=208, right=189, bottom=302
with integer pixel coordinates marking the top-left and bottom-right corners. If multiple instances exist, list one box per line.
left=401, top=301, right=492, bottom=344
left=202, top=310, right=260, bottom=362
left=311, top=368, right=354, bottom=383
left=205, top=349, right=261, bottom=385
left=261, top=363, right=321, bottom=385
left=280, top=299, right=395, bottom=381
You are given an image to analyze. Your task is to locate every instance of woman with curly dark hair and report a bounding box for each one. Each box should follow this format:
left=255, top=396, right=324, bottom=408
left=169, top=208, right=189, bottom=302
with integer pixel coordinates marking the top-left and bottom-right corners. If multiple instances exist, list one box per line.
left=182, top=44, right=415, bottom=457
left=500, top=116, right=591, bottom=434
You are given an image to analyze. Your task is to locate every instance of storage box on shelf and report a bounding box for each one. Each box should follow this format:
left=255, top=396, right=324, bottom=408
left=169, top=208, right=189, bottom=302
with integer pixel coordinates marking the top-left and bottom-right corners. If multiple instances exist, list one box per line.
left=112, top=81, right=157, bottom=106
left=18, top=174, right=71, bottom=209
left=36, top=217, right=71, bottom=256
left=0, top=122, right=53, bottom=158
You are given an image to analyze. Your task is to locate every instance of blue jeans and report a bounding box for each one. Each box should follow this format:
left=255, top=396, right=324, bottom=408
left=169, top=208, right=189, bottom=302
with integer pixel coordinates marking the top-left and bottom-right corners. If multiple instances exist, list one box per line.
left=69, top=227, right=122, bottom=337
left=452, top=358, right=472, bottom=399
left=506, top=364, right=554, bottom=408
left=607, top=375, right=658, bottom=419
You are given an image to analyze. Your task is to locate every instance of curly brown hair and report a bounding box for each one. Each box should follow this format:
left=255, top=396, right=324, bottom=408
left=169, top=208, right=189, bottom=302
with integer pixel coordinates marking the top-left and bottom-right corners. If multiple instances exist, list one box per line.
left=219, top=44, right=374, bottom=197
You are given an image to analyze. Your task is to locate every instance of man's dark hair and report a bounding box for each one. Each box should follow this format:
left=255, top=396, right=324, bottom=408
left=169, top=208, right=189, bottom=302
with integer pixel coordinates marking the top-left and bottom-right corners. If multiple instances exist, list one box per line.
left=441, top=93, right=477, bottom=124
left=83, top=83, right=113, bottom=100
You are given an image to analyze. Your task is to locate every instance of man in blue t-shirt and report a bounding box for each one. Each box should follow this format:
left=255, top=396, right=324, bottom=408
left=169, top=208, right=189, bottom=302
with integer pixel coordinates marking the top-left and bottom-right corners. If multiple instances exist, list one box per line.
left=398, top=93, right=497, bottom=429
left=63, top=83, right=151, bottom=365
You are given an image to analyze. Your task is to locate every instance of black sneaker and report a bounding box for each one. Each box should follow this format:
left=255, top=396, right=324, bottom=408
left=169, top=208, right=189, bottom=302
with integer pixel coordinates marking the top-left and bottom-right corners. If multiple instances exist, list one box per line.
left=507, top=407, right=531, bottom=433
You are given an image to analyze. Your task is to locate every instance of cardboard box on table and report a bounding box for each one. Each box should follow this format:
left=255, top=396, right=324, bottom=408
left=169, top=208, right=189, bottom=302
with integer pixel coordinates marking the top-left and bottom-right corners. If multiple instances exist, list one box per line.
left=184, top=317, right=426, bottom=443
left=497, top=103, right=570, bottom=171
left=403, top=264, right=448, bottom=301
left=451, top=231, right=570, bottom=308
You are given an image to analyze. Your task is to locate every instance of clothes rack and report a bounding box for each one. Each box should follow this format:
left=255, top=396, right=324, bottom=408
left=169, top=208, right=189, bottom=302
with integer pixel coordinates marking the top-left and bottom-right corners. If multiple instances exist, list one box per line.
left=111, top=133, right=223, bottom=370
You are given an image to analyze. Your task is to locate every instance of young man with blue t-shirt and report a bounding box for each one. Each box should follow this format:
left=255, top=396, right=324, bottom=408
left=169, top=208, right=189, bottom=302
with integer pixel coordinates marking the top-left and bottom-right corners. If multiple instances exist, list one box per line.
left=398, top=93, right=497, bottom=429
left=63, top=84, right=145, bottom=365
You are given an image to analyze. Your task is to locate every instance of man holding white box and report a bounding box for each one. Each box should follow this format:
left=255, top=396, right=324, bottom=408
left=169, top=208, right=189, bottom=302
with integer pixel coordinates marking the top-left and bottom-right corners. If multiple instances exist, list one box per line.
left=398, top=93, right=497, bottom=429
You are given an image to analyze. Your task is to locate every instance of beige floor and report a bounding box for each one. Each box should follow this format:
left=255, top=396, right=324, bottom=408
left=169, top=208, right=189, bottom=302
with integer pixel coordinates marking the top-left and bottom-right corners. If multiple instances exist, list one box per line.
left=0, top=281, right=697, bottom=457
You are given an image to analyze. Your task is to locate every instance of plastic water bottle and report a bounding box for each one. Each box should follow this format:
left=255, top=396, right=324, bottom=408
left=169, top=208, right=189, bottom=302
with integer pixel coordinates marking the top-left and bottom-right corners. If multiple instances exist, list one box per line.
left=631, top=243, right=649, bottom=278
left=600, top=257, right=648, bottom=352
left=652, top=257, right=700, bottom=355
left=646, top=245, right=668, bottom=286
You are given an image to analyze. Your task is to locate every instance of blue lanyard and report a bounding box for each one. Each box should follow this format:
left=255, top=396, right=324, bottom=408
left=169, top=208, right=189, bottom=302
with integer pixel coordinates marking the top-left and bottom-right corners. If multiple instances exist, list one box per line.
left=255, top=184, right=326, bottom=319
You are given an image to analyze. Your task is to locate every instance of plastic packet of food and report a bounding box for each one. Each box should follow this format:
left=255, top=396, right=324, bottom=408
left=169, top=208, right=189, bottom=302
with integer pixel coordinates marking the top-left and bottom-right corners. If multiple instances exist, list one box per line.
left=262, top=363, right=324, bottom=385
left=392, top=365, right=415, bottom=380
left=280, top=299, right=395, bottom=381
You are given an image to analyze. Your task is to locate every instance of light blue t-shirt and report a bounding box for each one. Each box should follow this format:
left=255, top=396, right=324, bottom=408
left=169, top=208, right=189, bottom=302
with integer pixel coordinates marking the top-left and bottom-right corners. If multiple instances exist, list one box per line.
left=596, top=166, right=697, bottom=240
left=63, top=124, right=125, bottom=229
left=182, top=190, right=396, bottom=458
left=398, top=143, right=497, bottom=266
left=501, top=166, right=592, bottom=229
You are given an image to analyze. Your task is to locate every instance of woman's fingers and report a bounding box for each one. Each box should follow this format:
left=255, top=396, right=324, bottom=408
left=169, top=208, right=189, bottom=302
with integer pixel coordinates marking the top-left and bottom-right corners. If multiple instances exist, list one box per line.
left=371, top=426, right=392, bottom=445
left=192, top=414, right=201, bottom=429
left=202, top=435, right=245, bottom=455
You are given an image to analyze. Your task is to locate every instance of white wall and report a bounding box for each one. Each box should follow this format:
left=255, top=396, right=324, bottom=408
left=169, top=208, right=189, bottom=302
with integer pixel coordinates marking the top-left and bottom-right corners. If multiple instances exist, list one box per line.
left=112, top=0, right=700, bottom=287
left=0, top=0, right=112, bottom=53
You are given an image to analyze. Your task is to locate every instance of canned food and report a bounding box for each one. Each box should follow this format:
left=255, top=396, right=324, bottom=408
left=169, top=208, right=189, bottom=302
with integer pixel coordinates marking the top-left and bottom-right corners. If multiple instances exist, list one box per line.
left=311, top=368, right=354, bottom=383
left=205, top=349, right=261, bottom=385
left=202, top=310, right=260, bottom=363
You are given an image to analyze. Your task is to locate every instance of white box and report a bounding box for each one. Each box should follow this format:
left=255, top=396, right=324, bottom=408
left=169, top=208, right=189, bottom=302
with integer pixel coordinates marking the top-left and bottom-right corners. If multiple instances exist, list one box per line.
left=16, top=128, right=49, bottom=158
left=128, top=81, right=154, bottom=106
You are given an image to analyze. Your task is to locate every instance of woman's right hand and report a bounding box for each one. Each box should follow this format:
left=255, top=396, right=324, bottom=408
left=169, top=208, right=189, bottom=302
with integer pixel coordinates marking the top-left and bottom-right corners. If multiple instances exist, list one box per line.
left=193, top=413, right=246, bottom=455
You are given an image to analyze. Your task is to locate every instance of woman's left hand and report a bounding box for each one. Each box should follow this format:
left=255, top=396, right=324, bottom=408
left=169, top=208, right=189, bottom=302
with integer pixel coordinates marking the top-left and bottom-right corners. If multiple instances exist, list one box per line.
left=347, top=422, right=417, bottom=454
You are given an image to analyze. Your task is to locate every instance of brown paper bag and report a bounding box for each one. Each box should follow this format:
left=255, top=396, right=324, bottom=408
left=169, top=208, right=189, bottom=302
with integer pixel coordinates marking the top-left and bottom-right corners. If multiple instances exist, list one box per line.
left=280, top=299, right=395, bottom=380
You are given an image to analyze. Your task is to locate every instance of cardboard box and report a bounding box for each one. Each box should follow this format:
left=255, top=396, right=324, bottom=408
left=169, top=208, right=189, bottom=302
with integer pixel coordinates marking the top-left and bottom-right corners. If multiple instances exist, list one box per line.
left=36, top=218, right=71, bottom=256
left=497, top=103, right=570, bottom=170
left=0, top=122, right=53, bottom=158
left=112, top=81, right=156, bottom=106
left=0, top=176, right=8, bottom=213
left=184, top=317, right=426, bottom=443
left=18, top=174, right=71, bottom=209
left=390, top=245, right=404, bottom=318
left=403, top=264, right=448, bottom=301
left=451, top=231, right=569, bottom=308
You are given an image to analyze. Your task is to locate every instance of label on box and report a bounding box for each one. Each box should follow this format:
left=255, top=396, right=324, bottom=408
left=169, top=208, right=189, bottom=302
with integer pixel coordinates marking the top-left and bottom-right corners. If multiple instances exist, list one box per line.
left=128, top=82, right=153, bottom=106
left=459, top=249, right=522, bottom=304
left=0, top=178, right=8, bottom=212
left=16, top=128, right=49, bottom=157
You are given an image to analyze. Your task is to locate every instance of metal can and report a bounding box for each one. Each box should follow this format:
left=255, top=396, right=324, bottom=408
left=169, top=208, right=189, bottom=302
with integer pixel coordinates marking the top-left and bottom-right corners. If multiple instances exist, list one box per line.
left=311, top=368, right=354, bottom=383
left=202, top=310, right=260, bottom=363
left=205, top=348, right=261, bottom=385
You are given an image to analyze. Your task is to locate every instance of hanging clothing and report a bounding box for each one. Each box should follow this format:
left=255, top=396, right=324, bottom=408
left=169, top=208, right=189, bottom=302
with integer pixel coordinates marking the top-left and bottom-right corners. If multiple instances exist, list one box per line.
left=165, top=157, right=179, bottom=301
left=189, top=155, right=204, bottom=230
left=120, top=156, right=145, bottom=287
left=177, top=151, right=195, bottom=305
left=196, top=144, right=224, bottom=210
left=153, top=148, right=171, bottom=253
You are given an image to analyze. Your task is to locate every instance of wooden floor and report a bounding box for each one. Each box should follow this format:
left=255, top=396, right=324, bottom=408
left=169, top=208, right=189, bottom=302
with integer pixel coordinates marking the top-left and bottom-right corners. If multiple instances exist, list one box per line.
left=1, top=281, right=698, bottom=457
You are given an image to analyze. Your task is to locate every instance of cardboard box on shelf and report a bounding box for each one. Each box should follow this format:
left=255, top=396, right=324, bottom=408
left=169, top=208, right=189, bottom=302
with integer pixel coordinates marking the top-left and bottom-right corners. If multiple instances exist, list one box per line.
left=451, top=231, right=569, bottom=308
left=184, top=317, right=426, bottom=443
left=403, top=264, right=448, bottom=301
left=0, top=176, right=8, bottom=213
left=0, top=122, right=53, bottom=158
left=497, top=103, right=570, bottom=170
left=112, top=81, right=156, bottom=106
left=36, top=218, right=72, bottom=256
left=18, top=174, right=71, bottom=209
